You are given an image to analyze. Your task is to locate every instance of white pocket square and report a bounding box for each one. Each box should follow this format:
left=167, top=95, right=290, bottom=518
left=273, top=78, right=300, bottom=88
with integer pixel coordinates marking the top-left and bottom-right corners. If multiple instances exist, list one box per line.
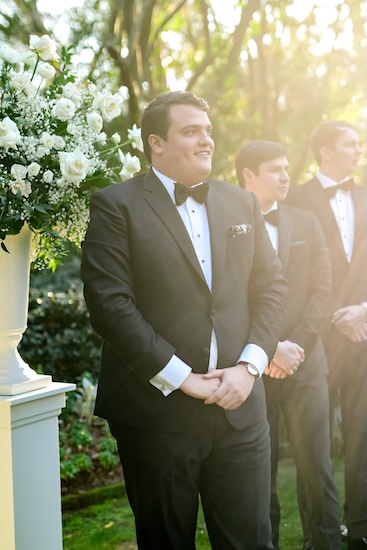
left=229, top=224, right=252, bottom=238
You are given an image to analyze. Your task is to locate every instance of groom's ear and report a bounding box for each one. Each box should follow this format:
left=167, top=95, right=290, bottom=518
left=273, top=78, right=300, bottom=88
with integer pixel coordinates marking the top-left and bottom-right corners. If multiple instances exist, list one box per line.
left=148, top=134, right=164, bottom=157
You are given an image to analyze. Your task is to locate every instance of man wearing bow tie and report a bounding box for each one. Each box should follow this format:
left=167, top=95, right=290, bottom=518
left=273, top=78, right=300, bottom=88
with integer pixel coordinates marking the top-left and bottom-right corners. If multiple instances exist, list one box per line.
left=236, top=140, right=341, bottom=550
left=286, top=120, right=367, bottom=550
left=81, top=91, right=287, bottom=549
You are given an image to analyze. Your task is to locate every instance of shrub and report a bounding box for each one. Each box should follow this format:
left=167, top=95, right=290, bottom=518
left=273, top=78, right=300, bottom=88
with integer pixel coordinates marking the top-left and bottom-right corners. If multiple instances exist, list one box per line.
left=19, top=252, right=102, bottom=383
left=59, top=376, right=121, bottom=490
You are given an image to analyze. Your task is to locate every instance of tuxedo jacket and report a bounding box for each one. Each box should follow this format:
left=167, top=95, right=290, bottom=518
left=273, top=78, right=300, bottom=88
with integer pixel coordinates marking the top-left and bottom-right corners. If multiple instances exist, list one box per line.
left=287, top=178, right=367, bottom=368
left=81, top=169, right=287, bottom=432
left=273, top=203, right=332, bottom=382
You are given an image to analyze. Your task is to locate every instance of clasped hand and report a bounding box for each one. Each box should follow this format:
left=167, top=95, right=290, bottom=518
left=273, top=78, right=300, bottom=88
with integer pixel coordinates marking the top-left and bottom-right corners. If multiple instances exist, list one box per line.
left=265, top=340, right=305, bottom=379
left=179, top=364, right=256, bottom=410
left=332, top=305, right=367, bottom=342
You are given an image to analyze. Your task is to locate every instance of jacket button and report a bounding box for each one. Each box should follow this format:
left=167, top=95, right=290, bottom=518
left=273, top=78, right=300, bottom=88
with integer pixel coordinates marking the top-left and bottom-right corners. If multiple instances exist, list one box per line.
left=203, top=347, right=210, bottom=355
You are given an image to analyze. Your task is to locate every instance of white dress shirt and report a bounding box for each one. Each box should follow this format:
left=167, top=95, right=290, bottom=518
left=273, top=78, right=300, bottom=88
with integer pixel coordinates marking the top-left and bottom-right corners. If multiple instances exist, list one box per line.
left=262, top=202, right=279, bottom=254
left=317, top=171, right=355, bottom=263
left=149, top=168, right=268, bottom=395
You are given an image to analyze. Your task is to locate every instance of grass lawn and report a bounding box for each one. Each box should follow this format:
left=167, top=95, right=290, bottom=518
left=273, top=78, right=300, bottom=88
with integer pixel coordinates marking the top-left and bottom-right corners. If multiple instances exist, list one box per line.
left=63, top=457, right=346, bottom=549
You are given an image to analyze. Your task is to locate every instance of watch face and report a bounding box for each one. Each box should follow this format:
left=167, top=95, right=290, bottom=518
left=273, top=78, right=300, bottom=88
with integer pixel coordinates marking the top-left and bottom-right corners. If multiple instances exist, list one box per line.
left=246, top=365, right=259, bottom=378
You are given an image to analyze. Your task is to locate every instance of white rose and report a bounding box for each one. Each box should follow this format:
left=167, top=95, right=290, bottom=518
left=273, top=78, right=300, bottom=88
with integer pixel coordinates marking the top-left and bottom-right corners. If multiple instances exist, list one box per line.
left=87, top=112, right=103, bottom=133
left=118, top=151, right=141, bottom=181
left=67, top=123, right=78, bottom=135
left=96, top=132, right=107, bottom=144
left=63, top=82, right=83, bottom=108
left=10, top=73, right=31, bottom=91
left=0, top=45, right=35, bottom=64
left=29, top=34, right=60, bottom=62
left=127, top=124, right=144, bottom=153
left=53, top=135, right=66, bottom=150
left=40, top=131, right=55, bottom=150
left=52, top=98, right=76, bottom=121
left=43, top=170, right=54, bottom=183
left=9, top=179, right=32, bottom=198
left=23, top=82, right=37, bottom=98
left=37, top=62, right=56, bottom=79
left=59, top=150, right=91, bottom=183
left=0, top=117, right=21, bottom=149
left=93, top=92, right=121, bottom=122
left=28, top=162, right=41, bottom=178
left=11, top=164, right=28, bottom=180
left=36, top=146, right=49, bottom=159
left=111, top=132, right=121, bottom=145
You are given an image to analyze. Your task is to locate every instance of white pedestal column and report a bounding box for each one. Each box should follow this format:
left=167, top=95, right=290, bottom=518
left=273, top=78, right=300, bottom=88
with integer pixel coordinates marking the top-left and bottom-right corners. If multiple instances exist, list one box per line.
left=0, top=382, right=75, bottom=550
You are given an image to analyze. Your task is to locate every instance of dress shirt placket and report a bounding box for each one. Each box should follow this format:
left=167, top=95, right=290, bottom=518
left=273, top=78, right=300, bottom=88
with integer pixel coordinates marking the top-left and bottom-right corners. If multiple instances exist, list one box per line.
left=183, top=197, right=218, bottom=371
left=184, top=196, right=212, bottom=290
left=330, top=190, right=354, bottom=263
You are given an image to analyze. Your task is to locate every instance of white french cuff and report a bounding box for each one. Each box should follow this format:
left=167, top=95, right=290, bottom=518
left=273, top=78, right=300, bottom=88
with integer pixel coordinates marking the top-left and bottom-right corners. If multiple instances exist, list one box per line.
left=149, top=355, right=192, bottom=396
left=237, top=343, right=269, bottom=378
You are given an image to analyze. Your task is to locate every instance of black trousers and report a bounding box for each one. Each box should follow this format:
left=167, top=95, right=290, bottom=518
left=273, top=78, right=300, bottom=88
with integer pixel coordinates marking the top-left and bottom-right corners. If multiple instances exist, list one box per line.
left=110, top=404, right=274, bottom=550
left=325, top=335, right=367, bottom=541
left=264, top=376, right=341, bottom=550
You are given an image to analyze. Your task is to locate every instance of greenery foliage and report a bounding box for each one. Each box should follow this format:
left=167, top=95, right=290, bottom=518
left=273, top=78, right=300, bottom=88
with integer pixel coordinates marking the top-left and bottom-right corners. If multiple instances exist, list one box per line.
left=19, top=253, right=102, bottom=382
left=59, top=372, right=120, bottom=485
left=1, top=1, right=364, bottom=187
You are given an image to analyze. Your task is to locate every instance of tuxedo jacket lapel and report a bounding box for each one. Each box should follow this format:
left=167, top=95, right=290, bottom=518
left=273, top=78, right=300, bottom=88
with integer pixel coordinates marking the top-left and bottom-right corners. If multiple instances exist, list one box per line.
left=142, top=170, right=208, bottom=288
left=277, top=204, right=292, bottom=270
left=303, top=178, right=347, bottom=262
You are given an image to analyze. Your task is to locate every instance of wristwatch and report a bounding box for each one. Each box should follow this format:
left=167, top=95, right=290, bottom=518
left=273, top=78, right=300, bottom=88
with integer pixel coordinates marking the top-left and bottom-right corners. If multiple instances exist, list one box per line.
left=239, top=362, right=259, bottom=379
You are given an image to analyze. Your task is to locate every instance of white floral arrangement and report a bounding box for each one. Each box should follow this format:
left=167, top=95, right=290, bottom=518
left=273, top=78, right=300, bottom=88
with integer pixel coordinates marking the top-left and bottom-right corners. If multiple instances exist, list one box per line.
left=0, top=34, right=143, bottom=269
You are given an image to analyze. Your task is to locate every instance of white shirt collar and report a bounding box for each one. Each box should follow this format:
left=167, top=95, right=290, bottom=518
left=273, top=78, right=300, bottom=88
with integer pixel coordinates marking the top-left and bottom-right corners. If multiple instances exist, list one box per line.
left=261, top=202, right=278, bottom=215
left=152, top=167, right=176, bottom=203
left=152, top=167, right=205, bottom=204
left=316, top=171, right=349, bottom=189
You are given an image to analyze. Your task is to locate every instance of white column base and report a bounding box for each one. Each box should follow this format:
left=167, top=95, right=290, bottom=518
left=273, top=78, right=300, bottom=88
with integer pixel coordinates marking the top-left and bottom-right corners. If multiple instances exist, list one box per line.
left=0, top=382, right=75, bottom=550
left=0, top=332, right=52, bottom=396
left=0, top=375, right=52, bottom=396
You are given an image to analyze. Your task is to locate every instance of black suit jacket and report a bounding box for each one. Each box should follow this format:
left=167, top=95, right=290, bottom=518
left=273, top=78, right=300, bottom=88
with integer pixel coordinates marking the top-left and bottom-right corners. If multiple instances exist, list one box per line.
left=81, top=170, right=287, bottom=431
left=274, top=203, right=332, bottom=381
left=286, top=177, right=367, bottom=369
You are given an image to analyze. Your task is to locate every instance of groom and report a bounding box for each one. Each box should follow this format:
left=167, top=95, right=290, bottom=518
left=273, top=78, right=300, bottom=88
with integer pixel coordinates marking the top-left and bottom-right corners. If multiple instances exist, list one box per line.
left=81, top=91, right=287, bottom=549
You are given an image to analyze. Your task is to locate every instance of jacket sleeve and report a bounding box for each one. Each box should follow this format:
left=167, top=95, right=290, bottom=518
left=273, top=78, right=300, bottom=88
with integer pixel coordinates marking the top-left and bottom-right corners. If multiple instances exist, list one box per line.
left=286, top=214, right=333, bottom=349
left=81, top=189, right=175, bottom=383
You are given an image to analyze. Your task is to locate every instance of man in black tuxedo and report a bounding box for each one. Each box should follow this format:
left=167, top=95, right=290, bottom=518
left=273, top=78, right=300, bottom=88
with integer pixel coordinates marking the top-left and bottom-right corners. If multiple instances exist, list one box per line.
left=286, top=120, right=367, bottom=550
left=236, top=140, right=341, bottom=550
left=81, top=91, right=287, bottom=549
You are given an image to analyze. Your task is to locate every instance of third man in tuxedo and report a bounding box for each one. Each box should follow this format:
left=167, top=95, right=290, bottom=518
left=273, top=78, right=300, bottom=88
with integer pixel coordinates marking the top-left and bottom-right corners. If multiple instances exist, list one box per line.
left=287, top=120, right=367, bottom=550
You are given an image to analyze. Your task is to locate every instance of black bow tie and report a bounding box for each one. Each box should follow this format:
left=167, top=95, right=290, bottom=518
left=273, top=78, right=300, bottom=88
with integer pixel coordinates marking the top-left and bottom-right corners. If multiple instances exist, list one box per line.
left=324, top=179, right=354, bottom=198
left=263, top=210, right=279, bottom=226
left=174, top=181, right=209, bottom=206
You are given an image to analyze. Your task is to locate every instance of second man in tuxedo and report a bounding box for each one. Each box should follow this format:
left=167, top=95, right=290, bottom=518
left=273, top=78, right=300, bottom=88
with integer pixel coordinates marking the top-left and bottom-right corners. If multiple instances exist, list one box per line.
left=236, top=140, right=341, bottom=550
